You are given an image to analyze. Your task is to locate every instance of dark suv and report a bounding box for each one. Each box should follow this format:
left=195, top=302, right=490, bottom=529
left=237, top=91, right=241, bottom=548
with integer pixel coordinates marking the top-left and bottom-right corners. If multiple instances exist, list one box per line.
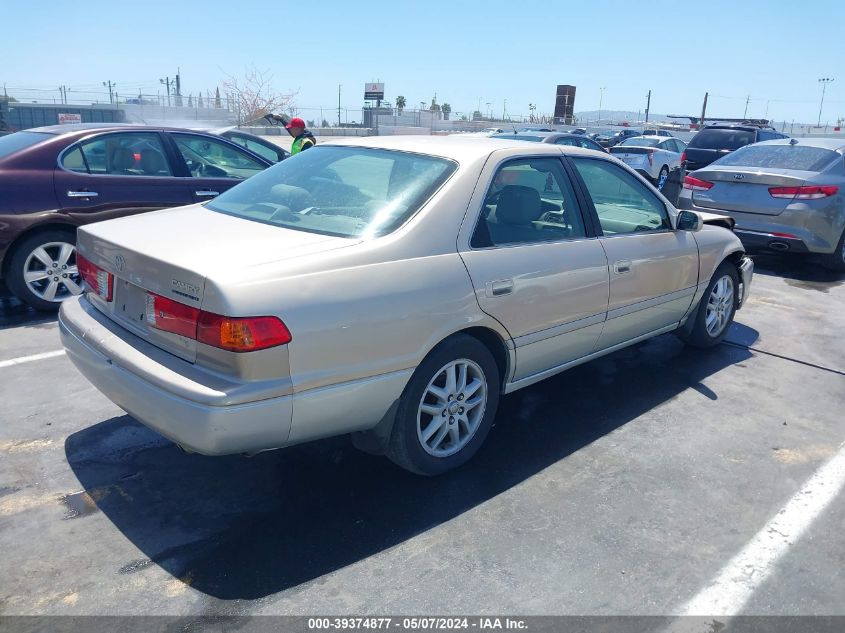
left=683, top=124, right=788, bottom=172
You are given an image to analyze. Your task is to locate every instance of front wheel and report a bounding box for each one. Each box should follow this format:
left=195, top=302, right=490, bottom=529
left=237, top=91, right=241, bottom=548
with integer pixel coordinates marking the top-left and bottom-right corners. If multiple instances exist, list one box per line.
left=387, top=334, right=500, bottom=476
left=6, top=230, right=82, bottom=311
left=679, top=262, right=739, bottom=349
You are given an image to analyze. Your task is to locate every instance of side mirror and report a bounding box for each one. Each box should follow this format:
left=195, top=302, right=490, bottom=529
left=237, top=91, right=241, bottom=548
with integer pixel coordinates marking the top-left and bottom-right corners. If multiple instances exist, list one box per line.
left=677, top=210, right=703, bottom=232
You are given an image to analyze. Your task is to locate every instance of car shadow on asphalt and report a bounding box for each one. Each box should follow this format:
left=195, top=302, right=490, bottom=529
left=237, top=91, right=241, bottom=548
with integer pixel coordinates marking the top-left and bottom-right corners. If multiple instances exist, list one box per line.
left=65, top=331, right=755, bottom=601
left=0, top=284, right=57, bottom=329
left=749, top=251, right=845, bottom=289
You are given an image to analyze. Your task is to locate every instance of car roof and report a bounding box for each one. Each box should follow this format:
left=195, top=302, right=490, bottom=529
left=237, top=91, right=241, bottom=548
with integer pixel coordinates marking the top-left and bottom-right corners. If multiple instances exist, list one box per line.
left=754, top=137, right=845, bottom=152
left=324, top=134, right=602, bottom=161
left=29, top=123, right=221, bottom=136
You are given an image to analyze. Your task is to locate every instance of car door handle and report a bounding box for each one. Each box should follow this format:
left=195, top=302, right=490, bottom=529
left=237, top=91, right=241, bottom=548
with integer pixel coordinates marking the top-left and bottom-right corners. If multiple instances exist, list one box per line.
left=486, top=279, right=514, bottom=297
left=67, top=190, right=98, bottom=198
left=195, top=190, right=219, bottom=197
left=614, top=259, right=632, bottom=274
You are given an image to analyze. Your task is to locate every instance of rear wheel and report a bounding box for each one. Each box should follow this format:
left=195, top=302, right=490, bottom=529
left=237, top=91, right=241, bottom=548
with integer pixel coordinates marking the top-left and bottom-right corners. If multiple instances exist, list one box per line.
left=6, top=230, right=82, bottom=311
left=679, top=262, right=739, bottom=349
left=387, top=334, right=500, bottom=476
left=821, top=229, right=845, bottom=272
left=655, top=165, right=670, bottom=191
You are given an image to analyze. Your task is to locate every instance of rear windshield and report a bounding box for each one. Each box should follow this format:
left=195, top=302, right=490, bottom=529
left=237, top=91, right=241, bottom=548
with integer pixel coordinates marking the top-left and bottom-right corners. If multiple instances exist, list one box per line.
left=206, top=146, right=457, bottom=239
left=495, top=135, right=544, bottom=142
left=714, top=144, right=841, bottom=172
left=620, top=137, right=660, bottom=147
left=689, top=129, right=754, bottom=151
left=0, top=131, right=53, bottom=159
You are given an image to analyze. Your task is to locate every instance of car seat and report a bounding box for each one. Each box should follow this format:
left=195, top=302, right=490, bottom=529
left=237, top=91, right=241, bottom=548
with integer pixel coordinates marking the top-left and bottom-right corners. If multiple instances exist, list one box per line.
left=109, top=148, right=137, bottom=175
left=488, top=185, right=542, bottom=244
left=140, top=150, right=169, bottom=176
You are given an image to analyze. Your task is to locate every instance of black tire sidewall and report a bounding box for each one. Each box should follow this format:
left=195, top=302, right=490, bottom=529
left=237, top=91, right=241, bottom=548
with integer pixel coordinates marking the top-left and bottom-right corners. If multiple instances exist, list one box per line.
left=821, top=228, right=845, bottom=272
left=388, top=335, right=500, bottom=476
left=6, top=229, right=77, bottom=312
left=687, top=262, right=740, bottom=348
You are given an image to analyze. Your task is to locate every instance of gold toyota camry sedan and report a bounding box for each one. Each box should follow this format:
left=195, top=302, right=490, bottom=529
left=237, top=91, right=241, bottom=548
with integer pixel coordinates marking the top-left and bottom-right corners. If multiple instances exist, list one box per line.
left=59, top=136, right=753, bottom=475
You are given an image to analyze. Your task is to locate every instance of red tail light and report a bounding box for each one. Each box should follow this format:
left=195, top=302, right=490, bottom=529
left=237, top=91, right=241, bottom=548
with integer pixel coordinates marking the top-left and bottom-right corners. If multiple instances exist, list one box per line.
left=680, top=151, right=687, bottom=164
left=768, top=185, right=839, bottom=200
left=77, top=253, right=113, bottom=301
left=683, top=175, right=714, bottom=191
left=144, top=292, right=291, bottom=352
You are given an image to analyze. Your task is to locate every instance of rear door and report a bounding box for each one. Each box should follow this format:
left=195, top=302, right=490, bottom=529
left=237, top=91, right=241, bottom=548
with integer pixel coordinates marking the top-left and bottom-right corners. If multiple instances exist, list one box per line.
left=54, top=131, right=190, bottom=223
left=166, top=132, right=271, bottom=204
left=569, top=157, right=699, bottom=349
left=458, top=154, right=609, bottom=382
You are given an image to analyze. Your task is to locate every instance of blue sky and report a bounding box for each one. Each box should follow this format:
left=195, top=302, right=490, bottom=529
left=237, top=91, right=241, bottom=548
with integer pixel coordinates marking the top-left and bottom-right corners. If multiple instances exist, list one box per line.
left=3, top=0, right=844, bottom=124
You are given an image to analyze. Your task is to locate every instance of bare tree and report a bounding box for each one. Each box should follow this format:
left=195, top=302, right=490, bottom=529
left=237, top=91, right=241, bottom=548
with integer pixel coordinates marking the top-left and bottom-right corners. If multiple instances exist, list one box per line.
left=222, top=65, right=298, bottom=124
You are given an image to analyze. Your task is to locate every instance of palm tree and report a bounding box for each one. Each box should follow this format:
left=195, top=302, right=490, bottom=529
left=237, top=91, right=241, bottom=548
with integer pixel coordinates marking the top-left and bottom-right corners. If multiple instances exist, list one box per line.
left=396, top=95, right=406, bottom=114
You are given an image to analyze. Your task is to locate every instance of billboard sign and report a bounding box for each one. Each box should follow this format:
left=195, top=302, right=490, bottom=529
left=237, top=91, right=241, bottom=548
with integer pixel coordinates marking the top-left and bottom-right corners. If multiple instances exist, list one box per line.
left=364, top=83, right=385, bottom=101
left=58, top=113, right=82, bottom=124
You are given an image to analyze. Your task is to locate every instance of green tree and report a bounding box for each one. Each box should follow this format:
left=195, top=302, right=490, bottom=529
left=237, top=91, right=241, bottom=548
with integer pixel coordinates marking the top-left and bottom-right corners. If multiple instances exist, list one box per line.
left=441, top=103, right=452, bottom=121
left=396, top=95, right=406, bottom=114
left=472, top=110, right=483, bottom=121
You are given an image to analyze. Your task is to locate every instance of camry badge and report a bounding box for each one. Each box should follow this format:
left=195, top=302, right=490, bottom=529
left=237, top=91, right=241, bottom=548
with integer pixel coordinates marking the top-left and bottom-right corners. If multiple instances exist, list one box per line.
left=114, top=254, right=126, bottom=272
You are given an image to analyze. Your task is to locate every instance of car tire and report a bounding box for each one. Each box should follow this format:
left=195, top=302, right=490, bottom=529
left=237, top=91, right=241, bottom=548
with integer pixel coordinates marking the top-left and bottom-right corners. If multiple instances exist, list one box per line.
left=820, top=229, right=845, bottom=272
left=679, top=262, right=739, bottom=349
left=654, top=165, right=670, bottom=191
left=386, top=334, right=500, bottom=476
left=6, top=229, right=82, bottom=312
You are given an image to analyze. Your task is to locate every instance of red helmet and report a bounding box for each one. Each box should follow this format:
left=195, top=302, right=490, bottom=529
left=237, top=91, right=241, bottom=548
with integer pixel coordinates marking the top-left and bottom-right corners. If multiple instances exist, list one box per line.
left=285, top=117, right=306, bottom=130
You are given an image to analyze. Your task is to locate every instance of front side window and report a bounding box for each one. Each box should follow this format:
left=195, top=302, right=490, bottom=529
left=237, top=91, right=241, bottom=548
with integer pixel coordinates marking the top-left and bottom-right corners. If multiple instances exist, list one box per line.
left=571, top=158, right=670, bottom=235
left=228, top=134, right=283, bottom=163
left=172, top=133, right=266, bottom=179
left=471, top=158, right=586, bottom=247
left=63, top=133, right=172, bottom=176
left=206, top=146, right=456, bottom=238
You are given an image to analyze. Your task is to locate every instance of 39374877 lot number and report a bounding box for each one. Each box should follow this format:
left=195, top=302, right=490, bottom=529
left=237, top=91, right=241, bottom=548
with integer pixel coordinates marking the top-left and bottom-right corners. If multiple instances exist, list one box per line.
left=308, top=618, right=526, bottom=630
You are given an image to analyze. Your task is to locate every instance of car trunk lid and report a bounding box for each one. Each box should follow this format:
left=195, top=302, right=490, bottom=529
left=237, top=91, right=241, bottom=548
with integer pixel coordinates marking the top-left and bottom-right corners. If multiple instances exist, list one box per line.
left=77, top=203, right=358, bottom=362
left=688, top=167, right=815, bottom=216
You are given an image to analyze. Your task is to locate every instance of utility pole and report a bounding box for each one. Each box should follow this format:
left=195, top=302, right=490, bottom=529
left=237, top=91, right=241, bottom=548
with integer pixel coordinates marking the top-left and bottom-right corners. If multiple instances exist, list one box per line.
left=598, top=87, right=606, bottom=126
left=502, top=99, right=507, bottom=121
left=644, top=89, right=651, bottom=123
left=818, top=78, right=834, bottom=127
left=175, top=68, right=182, bottom=107
left=337, top=84, right=341, bottom=127
left=699, top=92, right=709, bottom=130
left=102, top=80, right=116, bottom=105
left=743, top=95, right=750, bottom=119
left=160, top=77, right=172, bottom=107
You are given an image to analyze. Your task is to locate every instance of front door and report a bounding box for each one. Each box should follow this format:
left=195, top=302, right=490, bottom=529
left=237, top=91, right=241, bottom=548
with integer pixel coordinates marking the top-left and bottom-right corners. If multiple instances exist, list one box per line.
left=54, top=131, right=190, bottom=223
left=569, top=157, right=699, bottom=350
left=459, top=155, right=609, bottom=383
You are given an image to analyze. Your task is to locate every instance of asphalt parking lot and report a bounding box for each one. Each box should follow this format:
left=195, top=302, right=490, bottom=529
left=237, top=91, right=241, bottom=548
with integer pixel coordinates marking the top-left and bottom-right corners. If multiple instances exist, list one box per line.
left=1, top=251, right=843, bottom=619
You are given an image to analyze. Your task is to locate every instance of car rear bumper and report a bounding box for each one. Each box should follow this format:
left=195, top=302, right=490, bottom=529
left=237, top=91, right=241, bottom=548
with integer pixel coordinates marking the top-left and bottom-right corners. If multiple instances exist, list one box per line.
left=59, top=295, right=294, bottom=455
left=733, top=229, right=810, bottom=254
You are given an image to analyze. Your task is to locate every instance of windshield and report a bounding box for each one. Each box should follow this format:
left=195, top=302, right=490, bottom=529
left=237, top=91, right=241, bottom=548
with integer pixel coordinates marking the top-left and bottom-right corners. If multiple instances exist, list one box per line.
left=689, top=129, right=754, bottom=150
left=620, top=137, right=660, bottom=147
left=0, top=131, right=53, bottom=159
left=205, top=146, right=457, bottom=239
left=714, top=144, right=841, bottom=172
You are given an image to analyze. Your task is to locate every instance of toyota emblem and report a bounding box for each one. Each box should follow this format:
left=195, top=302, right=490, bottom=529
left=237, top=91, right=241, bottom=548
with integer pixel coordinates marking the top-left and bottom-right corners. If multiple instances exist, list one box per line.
left=114, top=254, right=126, bottom=272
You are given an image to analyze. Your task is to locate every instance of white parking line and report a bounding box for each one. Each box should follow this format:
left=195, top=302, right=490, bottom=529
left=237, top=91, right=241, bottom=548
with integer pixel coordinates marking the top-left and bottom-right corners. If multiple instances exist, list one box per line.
left=675, top=440, right=845, bottom=619
left=0, top=350, right=65, bottom=369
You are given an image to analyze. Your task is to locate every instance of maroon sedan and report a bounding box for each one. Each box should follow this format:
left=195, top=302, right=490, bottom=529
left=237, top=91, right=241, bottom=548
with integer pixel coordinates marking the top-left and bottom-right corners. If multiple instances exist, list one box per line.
left=0, top=124, right=273, bottom=310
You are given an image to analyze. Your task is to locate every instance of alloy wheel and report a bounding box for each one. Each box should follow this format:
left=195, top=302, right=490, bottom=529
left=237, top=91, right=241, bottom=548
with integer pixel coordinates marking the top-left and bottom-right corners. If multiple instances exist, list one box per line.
left=705, top=275, right=735, bottom=337
left=416, top=359, right=488, bottom=458
left=22, top=241, right=82, bottom=303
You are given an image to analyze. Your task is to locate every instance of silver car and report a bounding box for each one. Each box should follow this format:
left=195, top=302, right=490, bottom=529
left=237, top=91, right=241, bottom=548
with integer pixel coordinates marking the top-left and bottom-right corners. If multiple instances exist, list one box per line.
left=678, top=137, right=845, bottom=271
left=609, top=136, right=686, bottom=190
left=59, top=136, right=753, bottom=475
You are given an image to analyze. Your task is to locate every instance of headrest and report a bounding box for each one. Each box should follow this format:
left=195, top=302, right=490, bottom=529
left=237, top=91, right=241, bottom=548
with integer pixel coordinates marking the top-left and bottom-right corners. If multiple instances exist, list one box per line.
left=496, top=185, right=541, bottom=226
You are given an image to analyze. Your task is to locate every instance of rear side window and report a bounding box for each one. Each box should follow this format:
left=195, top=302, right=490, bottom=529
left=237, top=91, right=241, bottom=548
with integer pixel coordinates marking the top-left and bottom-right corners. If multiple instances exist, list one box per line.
left=689, top=129, right=755, bottom=151
left=714, top=144, right=841, bottom=172
left=0, top=131, right=52, bottom=159
left=63, top=133, right=173, bottom=176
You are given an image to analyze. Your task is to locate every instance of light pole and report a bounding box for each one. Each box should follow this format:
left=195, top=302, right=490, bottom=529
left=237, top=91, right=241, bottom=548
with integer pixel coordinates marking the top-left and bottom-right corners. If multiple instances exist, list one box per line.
left=818, top=78, right=834, bottom=127
left=598, top=87, right=606, bottom=126
left=103, top=80, right=116, bottom=105
left=486, top=102, right=491, bottom=119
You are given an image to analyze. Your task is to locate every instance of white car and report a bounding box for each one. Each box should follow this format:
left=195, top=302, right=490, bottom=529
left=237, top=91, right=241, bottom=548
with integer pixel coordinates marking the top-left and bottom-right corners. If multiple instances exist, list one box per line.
left=609, top=136, right=687, bottom=190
